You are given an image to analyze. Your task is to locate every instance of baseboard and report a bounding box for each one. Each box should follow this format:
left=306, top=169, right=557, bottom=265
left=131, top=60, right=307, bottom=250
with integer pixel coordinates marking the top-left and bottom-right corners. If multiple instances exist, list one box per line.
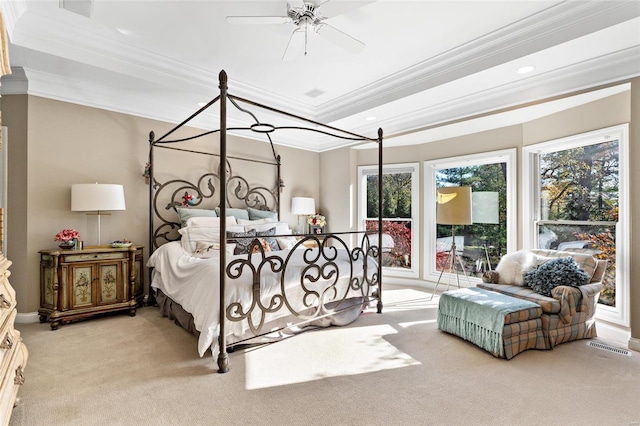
left=629, top=337, right=640, bottom=353
left=16, top=312, right=40, bottom=324
left=595, top=320, right=631, bottom=348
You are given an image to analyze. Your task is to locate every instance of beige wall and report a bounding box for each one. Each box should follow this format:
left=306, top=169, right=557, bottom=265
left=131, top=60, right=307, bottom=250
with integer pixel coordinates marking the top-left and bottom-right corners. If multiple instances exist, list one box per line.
left=2, top=95, right=319, bottom=313
left=345, top=86, right=637, bottom=341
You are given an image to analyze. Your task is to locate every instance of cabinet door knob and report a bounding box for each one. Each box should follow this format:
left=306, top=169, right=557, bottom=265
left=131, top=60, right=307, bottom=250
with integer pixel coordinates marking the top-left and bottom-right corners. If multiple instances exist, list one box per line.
left=0, top=294, right=10, bottom=308
left=0, top=333, right=13, bottom=350
left=14, top=365, right=25, bottom=386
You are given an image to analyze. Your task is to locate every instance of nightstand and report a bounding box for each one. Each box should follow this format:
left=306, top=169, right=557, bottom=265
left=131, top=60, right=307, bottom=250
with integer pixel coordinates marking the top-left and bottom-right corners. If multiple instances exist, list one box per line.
left=38, top=245, right=144, bottom=330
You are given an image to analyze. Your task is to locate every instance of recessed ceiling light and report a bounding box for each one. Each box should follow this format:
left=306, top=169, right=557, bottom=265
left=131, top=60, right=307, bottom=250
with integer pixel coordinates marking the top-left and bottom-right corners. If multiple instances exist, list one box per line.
left=197, top=102, right=207, bottom=107
left=365, top=116, right=376, bottom=121
left=517, top=65, right=536, bottom=74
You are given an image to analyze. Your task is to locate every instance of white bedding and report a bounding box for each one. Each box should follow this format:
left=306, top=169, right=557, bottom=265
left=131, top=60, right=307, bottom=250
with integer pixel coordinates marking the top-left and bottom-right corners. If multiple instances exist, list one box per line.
left=147, top=241, right=376, bottom=358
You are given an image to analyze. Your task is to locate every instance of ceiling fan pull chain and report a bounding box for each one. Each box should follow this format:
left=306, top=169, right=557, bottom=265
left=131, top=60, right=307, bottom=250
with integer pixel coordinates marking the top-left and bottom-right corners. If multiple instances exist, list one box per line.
left=304, top=25, right=308, bottom=56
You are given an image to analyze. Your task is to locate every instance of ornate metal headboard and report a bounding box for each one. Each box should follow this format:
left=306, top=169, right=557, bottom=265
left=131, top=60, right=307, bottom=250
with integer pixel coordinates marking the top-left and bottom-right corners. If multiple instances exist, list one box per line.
left=150, top=155, right=280, bottom=250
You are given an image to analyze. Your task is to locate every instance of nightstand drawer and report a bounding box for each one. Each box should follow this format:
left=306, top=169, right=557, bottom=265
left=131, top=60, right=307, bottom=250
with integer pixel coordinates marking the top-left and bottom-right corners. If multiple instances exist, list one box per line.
left=63, top=252, right=128, bottom=263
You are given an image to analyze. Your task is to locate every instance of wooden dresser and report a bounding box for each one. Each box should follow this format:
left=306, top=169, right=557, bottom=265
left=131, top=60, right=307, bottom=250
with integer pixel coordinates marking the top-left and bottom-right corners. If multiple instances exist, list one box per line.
left=38, top=245, right=144, bottom=330
left=0, top=254, right=28, bottom=425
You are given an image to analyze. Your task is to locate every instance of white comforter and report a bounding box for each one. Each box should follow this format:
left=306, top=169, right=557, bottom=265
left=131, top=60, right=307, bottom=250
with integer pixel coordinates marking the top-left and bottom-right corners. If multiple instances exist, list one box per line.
left=147, top=242, right=376, bottom=358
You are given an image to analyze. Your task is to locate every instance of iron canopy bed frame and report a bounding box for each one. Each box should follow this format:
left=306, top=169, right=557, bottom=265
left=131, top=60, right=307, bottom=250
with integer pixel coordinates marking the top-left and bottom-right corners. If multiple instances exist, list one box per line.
left=147, top=70, right=384, bottom=373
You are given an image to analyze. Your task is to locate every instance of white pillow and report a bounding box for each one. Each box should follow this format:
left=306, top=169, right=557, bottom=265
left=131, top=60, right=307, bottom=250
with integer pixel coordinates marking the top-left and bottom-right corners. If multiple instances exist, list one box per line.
left=185, top=216, right=237, bottom=228
left=237, top=218, right=273, bottom=226
left=495, top=250, right=538, bottom=286
left=276, top=236, right=298, bottom=250
left=226, top=224, right=246, bottom=233
left=244, top=221, right=290, bottom=235
left=178, top=227, right=220, bottom=253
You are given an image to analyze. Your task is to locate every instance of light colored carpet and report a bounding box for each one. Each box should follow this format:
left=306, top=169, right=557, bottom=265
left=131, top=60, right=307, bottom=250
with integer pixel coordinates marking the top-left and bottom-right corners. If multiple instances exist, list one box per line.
left=9, top=286, right=640, bottom=426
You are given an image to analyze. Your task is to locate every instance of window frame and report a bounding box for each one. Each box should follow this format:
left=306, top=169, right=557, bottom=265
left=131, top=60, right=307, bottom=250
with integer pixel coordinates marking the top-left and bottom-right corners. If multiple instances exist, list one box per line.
left=424, top=149, right=517, bottom=284
left=522, top=124, right=630, bottom=327
left=357, top=162, right=420, bottom=278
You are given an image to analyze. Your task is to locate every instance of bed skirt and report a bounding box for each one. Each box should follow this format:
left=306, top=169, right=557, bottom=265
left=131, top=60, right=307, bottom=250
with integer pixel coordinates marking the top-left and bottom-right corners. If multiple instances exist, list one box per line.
left=154, top=289, right=368, bottom=351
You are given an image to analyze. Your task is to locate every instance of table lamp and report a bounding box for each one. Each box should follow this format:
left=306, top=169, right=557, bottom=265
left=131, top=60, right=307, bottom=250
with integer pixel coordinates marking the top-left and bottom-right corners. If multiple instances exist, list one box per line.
left=291, top=196, right=315, bottom=234
left=71, top=183, right=126, bottom=246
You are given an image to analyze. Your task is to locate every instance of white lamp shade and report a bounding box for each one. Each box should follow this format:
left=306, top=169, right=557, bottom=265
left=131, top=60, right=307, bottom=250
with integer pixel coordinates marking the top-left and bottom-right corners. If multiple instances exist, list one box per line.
left=71, top=184, right=126, bottom=212
left=472, top=192, right=499, bottom=224
left=291, top=197, right=315, bottom=215
left=436, top=187, right=472, bottom=225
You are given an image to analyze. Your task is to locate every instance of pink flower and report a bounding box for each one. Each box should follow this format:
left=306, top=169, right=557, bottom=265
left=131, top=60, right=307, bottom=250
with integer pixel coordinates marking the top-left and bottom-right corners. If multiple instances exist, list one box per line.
left=54, top=229, right=80, bottom=242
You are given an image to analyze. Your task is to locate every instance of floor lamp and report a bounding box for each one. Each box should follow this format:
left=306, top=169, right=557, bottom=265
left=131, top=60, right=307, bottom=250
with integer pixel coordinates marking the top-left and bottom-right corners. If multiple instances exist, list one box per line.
left=291, top=196, right=315, bottom=234
left=472, top=191, right=500, bottom=272
left=71, top=183, right=126, bottom=246
left=431, top=186, right=472, bottom=300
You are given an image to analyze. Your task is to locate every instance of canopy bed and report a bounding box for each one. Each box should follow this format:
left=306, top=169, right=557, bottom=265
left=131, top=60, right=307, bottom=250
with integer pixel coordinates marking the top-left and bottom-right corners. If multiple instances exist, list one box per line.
left=146, top=70, right=384, bottom=373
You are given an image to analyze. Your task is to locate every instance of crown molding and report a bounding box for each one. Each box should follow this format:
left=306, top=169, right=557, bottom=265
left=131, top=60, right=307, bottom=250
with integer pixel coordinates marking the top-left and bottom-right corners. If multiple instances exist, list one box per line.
left=315, top=0, right=640, bottom=123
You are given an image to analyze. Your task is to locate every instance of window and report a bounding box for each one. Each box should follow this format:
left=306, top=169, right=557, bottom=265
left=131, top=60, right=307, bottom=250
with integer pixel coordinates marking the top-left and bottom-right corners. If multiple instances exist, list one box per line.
left=424, top=150, right=516, bottom=283
left=358, top=163, right=419, bottom=278
left=523, top=124, right=629, bottom=326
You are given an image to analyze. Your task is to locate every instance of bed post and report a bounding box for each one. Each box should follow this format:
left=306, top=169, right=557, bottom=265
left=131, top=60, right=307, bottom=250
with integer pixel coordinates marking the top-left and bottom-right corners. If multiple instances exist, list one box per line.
left=147, top=131, right=157, bottom=307
left=276, top=155, right=282, bottom=215
left=217, top=70, right=230, bottom=373
left=377, top=127, right=384, bottom=314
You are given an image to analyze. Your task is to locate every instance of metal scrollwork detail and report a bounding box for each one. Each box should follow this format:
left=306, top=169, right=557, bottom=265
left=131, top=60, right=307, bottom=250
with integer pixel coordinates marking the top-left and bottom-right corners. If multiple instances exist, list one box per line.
left=225, top=233, right=380, bottom=337
left=152, top=161, right=277, bottom=249
left=226, top=240, right=285, bottom=334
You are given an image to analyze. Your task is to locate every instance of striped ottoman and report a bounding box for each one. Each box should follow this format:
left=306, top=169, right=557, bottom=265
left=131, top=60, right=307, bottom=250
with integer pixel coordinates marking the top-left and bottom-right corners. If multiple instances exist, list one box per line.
left=437, top=287, right=546, bottom=359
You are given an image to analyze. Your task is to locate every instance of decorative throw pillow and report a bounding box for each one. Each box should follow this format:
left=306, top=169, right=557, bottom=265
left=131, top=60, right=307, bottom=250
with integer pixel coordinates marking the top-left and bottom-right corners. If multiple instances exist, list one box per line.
left=227, top=229, right=257, bottom=255
left=252, top=238, right=272, bottom=253
left=215, top=207, right=250, bottom=221
left=523, top=257, right=590, bottom=297
left=494, top=250, right=539, bottom=286
left=247, top=207, right=278, bottom=221
left=176, top=207, right=217, bottom=227
left=256, top=227, right=280, bottom=251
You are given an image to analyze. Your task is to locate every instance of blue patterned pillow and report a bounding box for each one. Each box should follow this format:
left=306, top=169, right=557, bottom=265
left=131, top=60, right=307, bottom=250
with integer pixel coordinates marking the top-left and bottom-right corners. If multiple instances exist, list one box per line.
left=523, top=257, right=590, bottom=297
left=227, top=228, right=280, bottom=254
left=227, top=229, right=257, bottom=255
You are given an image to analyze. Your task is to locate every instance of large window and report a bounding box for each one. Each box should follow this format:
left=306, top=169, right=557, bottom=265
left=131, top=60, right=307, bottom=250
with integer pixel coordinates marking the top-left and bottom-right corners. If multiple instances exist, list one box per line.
left=424, top=150, right=516, bottom=283
left=358, top=163, right=419, bottom=278
left=523, top=124, right=629, bottom=326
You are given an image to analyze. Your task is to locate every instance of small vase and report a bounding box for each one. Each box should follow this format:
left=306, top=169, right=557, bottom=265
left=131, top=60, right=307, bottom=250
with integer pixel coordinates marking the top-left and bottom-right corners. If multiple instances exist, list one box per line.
left=58, top=241, right=75, bottom=250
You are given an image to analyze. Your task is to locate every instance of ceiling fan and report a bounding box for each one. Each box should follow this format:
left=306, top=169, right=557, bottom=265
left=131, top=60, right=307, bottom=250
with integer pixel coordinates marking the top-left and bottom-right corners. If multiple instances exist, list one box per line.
left=226, top=1, right=366, bottom=60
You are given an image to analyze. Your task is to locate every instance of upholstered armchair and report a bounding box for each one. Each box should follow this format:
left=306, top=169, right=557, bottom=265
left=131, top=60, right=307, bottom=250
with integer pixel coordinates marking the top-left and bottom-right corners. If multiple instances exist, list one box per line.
left=477, top=249, right=607, bottom=349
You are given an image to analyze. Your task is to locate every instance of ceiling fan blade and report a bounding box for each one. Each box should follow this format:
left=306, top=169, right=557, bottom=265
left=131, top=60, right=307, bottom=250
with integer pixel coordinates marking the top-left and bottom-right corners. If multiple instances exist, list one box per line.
left=287, top=0, right=305, bottom=9
left=226, top=16, right=291, bottom=25
left=282, top=28, right=306, bottom=61
left=315, top=23, right=365, bottom=54
left=315, top=0, right=377, bottom=19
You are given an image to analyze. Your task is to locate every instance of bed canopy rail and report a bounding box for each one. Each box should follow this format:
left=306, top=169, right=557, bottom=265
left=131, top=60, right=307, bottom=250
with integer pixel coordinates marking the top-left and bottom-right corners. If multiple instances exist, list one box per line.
left=147, top=70, right=384, bottom=373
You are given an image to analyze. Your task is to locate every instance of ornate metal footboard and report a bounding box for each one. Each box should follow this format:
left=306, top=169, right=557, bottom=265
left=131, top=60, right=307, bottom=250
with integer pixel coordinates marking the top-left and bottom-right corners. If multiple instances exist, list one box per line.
left=225, top=234, right=380, bottom=336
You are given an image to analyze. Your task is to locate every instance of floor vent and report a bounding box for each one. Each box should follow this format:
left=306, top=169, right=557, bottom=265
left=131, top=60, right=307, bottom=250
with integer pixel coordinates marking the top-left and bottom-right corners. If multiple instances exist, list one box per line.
left=587, top=341, right=632, bottom=356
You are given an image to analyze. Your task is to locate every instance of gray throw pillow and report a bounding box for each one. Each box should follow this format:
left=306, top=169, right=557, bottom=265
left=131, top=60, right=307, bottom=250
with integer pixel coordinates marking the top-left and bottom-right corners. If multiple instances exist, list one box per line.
left=523, top=257, right=590, bottom=297
left=227, top=229, right=257, bottom=255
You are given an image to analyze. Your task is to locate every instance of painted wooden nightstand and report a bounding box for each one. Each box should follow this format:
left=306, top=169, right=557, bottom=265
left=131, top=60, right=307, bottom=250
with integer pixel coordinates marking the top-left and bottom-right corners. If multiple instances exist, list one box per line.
left=38, top=245, right=144, bottom=330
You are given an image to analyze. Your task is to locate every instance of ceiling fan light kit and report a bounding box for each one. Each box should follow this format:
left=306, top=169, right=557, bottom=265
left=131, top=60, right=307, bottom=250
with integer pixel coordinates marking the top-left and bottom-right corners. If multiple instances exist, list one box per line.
left=226, top=1, right=365, bottom=60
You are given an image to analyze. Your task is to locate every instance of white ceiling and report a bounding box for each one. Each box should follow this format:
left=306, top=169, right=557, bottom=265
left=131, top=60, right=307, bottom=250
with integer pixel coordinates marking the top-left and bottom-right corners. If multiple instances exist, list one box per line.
left=1, top=0, right=639, bottom=151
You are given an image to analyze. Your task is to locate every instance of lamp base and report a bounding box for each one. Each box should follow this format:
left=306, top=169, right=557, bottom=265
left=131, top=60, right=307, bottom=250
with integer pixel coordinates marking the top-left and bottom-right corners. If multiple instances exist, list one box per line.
left=430, top=240, right=471, bottom=300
